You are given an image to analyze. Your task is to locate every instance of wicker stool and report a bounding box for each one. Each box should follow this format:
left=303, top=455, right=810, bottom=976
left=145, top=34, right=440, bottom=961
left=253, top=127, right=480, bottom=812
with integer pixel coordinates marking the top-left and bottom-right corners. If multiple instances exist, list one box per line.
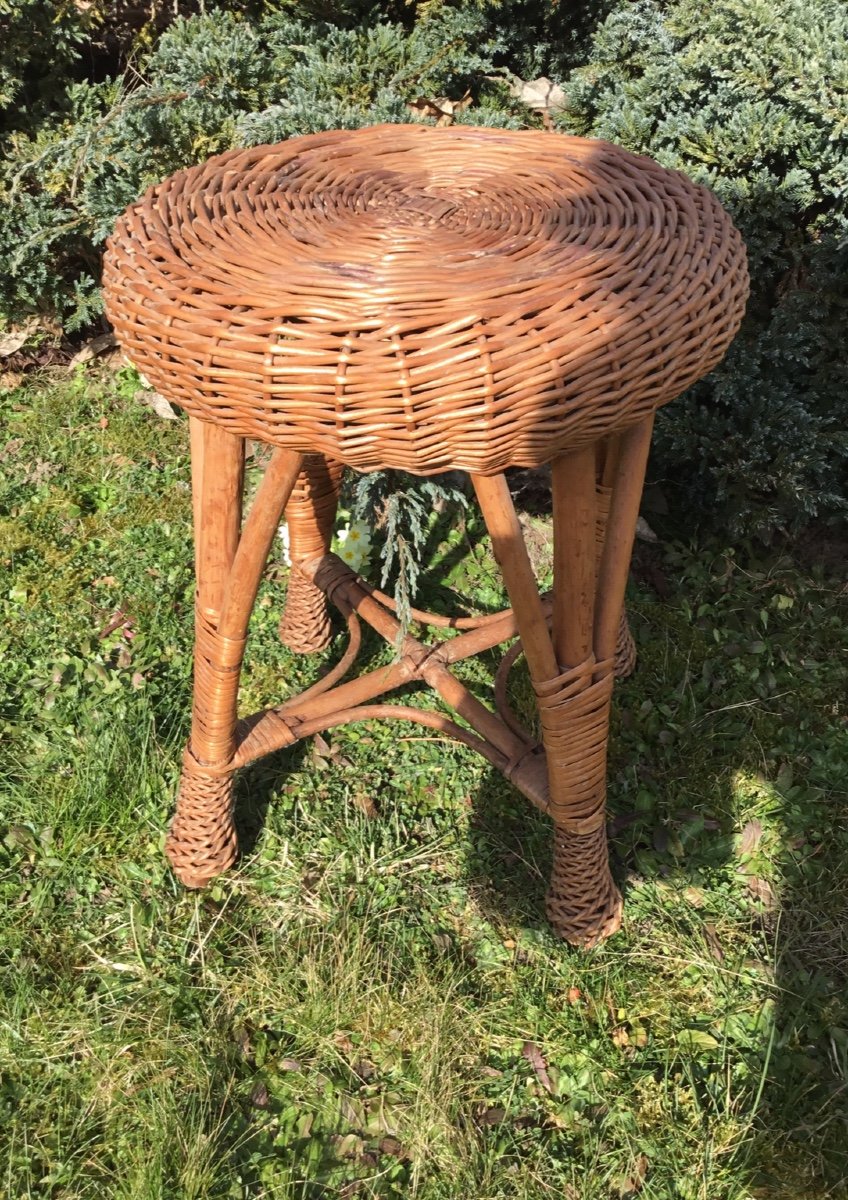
left=104, top=125, right=747, bottom=946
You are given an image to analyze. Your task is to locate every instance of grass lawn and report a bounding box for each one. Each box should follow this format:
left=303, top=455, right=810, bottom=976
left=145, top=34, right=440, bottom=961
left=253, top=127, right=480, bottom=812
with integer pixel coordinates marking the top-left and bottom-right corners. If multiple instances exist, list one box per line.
left=1, top=366, right=846, bottom=1199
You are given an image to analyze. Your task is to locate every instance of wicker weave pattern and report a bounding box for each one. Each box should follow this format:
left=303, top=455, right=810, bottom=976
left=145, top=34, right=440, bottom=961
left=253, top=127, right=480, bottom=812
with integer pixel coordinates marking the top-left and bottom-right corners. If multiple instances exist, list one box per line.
left=166, top=758, right=237, bottom=888
left=532, top=656, right=619, bottom=943
left=535, top=657, right=614, bottom=829
left=191, top=609, right=245, bottom=765
left=104, top=125, right=748, bottom=476
left=279, top=455, right=344, bottom=652
left=547, top=825, right=623, bottom=947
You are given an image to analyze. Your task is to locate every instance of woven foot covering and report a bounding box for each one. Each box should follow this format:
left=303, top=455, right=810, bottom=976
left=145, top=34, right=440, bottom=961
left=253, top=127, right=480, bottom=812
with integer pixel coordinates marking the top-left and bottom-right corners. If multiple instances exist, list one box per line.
left=280, top=566, right=334, bottom=653
left=166, top=758, right=237, bottom=888
left=165, top=607, right=245, bottom=887
left=547, top=825, right=623, bottom=947
left=279, top=456, right=344, bottom=653
left=535, top=657, right=622, bottom=946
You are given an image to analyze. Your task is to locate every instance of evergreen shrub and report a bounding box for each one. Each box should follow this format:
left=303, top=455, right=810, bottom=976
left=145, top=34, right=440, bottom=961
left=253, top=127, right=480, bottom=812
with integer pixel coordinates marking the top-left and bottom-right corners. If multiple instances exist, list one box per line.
left=1, top=0, right=845, bottom=537
left=0, top=7, right=516, bottom=330
left=561, top=0, right=848, bottom=535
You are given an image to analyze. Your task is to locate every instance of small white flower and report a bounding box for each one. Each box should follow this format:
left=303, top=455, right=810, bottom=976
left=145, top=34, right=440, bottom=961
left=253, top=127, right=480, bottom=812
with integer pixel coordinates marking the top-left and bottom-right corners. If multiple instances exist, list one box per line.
left=338, top=543, right=367, bottom=571
left=333, top=518, right=373, bottom=573
left=343, top=521, right=371, bottom=548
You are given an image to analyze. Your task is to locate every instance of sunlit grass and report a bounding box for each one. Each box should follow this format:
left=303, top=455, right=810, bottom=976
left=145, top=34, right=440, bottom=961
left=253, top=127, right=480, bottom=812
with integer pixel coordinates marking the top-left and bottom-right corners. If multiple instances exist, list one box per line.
left=0, top=367, right=846, bottom=1197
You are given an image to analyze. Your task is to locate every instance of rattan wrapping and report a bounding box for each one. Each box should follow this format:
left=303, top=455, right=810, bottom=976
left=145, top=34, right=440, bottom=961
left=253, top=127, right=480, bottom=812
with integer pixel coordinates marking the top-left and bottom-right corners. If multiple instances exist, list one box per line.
left=279, top=455, right=345, bottom=652
left=104, top=124, right=748, bottom=476
left=166, top=756, right=237, bottom=888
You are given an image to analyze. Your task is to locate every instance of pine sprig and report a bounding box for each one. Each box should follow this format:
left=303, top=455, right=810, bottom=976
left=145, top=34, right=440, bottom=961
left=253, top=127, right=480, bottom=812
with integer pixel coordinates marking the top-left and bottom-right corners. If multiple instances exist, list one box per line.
left=352, top=470, right=468, bottom=636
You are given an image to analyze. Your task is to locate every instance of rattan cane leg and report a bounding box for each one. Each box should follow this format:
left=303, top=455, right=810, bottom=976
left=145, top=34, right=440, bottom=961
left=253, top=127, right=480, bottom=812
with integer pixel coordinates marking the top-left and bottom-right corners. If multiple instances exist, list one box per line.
left=473, top=419, right=653, bottom=946
left=472, top=467, right=612, bottom=945
left=547, top=446, right=622, bottom=945
left=598, top=440, right=637, bottom=681
left=548, top=417, right=653, bottom=942
left=167, top=421, right=244, bottom=887
left=166, top=430, right=305, bottom=887
left=279, top=455, right=345, bottom=653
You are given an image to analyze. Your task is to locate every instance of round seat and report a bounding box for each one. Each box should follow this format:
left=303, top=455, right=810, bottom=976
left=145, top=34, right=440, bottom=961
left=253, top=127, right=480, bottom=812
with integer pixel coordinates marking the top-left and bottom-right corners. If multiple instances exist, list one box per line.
left=104, top=124, right=748, bottom=475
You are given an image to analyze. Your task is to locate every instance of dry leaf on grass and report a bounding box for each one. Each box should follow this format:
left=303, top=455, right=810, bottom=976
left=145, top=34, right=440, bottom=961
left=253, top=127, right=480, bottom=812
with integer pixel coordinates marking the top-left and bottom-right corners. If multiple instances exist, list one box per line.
left=0, top=319, right=39, bottom=358
left=611, top=1025, right=630, bottom=1049
left=378, top=1136, right=409, bottom=1159
left=703, top=922, right=725, bottom=963
left=522, top=1040, right=554, bottom=1093
left=67, top=332, right=118, bottom=369
left=312, top=732, right=332, bottom=759
left=0, top=370, right=24, bottom=393
left=333, top=1030, right=356, bottom=1055
left=747, top=876, right=779, bottom=910
left=477, top=1105, right=507, bottom=1126
left=737, top=818, right=763, bottom=858
left=617, top=1153, right=649, bottom=1196
left=352, top=792, right=378, bottom=819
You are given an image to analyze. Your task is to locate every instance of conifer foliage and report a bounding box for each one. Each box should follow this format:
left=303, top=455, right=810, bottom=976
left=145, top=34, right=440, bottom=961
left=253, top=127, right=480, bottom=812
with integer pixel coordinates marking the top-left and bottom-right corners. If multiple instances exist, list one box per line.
left=1, top=0, right=845, bottom=535
left=561, top=0, right=848, bottom=535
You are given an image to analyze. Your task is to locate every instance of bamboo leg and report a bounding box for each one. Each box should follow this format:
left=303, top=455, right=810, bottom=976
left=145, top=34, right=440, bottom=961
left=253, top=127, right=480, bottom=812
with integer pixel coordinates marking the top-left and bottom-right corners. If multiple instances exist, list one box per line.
left=167, top=432, right=304, bottom=888
left=553, top=446, right=596, bottom=668
left=279, top=455, right=344, bottom=653
left=471, top=474, right=559, bottom=685
left=189, top=416, right=206, bottom=570
left=594, top=417, right=654, bottom=664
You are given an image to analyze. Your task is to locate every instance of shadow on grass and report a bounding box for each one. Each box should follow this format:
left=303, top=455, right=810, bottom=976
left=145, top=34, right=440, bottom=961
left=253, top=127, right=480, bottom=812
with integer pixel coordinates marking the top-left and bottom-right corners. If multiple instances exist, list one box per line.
left=200, top=496, right=848, bottom=1196
left=460, top=675, right=848, bottom=1196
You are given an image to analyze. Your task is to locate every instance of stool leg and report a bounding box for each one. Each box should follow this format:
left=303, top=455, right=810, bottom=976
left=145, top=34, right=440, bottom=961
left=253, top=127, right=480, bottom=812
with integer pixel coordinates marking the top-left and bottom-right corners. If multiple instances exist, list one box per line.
left=279, top=454, right=344, bottom=653
left=597, top=439, right=637, bottom=680
left=473, top=416, right=653, bottom=946
left=167, top=421, right=304, bottom=888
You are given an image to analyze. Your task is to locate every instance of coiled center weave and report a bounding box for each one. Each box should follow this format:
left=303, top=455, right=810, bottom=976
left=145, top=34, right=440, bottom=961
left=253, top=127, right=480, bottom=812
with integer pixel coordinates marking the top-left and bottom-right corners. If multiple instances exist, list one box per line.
left=104, top=124, right=748, bottom=474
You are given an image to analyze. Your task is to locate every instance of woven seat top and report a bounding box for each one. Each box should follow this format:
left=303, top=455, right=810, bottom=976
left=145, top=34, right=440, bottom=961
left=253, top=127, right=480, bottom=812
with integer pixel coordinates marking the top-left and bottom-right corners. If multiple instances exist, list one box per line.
left=104, top=124, right=747, bottom=474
